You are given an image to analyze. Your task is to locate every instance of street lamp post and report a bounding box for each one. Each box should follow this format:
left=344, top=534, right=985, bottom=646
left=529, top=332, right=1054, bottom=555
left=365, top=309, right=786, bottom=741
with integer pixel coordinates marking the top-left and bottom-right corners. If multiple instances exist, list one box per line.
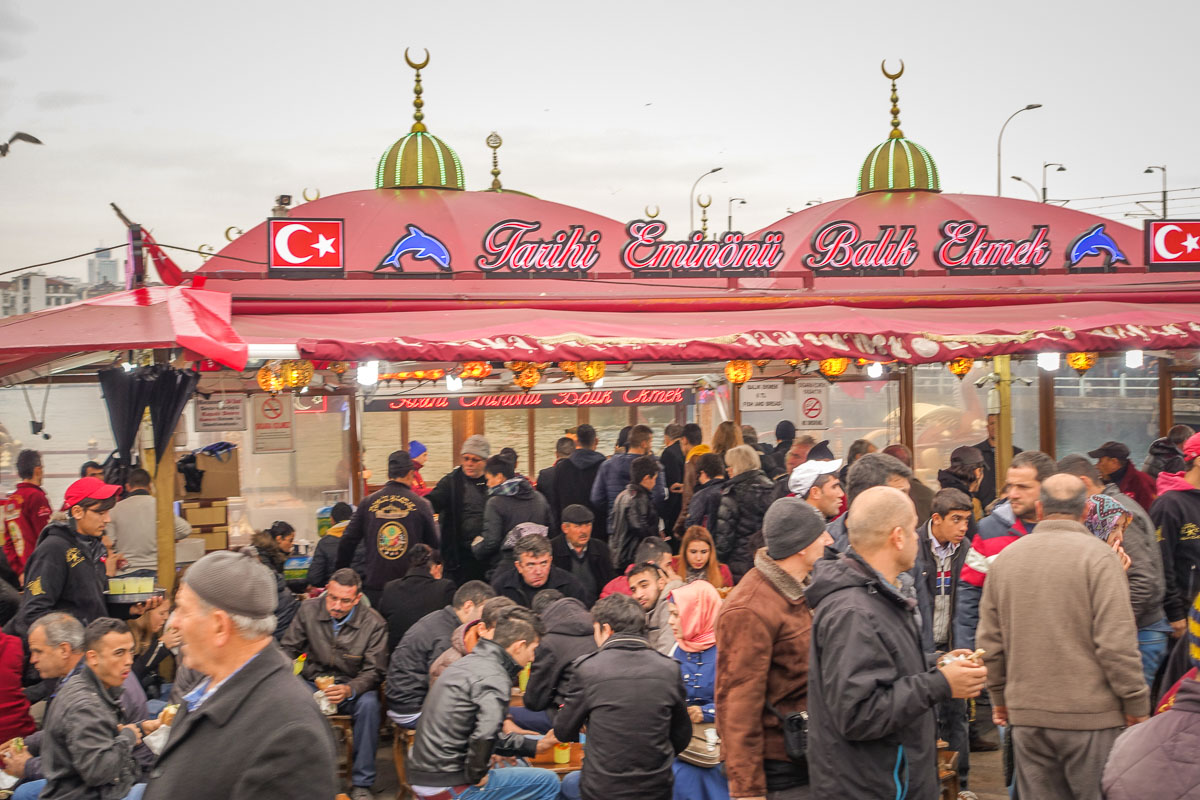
left=727, top=197, right=746, bottom=233
left=1010, top=176, right=1041, bottom=202
left=1145, top=165, right=1167, bottom=218
left=1041, top=162, right=1065, bottom=203
left=690, top=167, right=722, bottom=233
left=996, top=104, right=1043, bottom=196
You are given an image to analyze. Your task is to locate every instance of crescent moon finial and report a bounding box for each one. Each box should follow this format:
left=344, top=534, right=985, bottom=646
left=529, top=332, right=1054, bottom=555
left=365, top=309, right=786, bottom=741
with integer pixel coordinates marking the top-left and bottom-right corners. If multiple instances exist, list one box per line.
left=197, top=244, right=214, bottom=262
left=645, top=205, right=660, bottom=219
left=881, top=59, right=904, bottom=81
left=697, top=194, right=712, bottom=209
left=223, top=226, right=244, bottom=242
left=302, top=187, right=320, bottom=203
left=405, top=48, right=430, bottom=71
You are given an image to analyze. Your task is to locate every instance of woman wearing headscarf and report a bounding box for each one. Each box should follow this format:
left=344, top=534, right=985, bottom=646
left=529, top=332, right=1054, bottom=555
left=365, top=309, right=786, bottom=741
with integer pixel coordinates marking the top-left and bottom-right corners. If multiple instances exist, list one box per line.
left=1085, top=494, right=1133, bottom=571
left=667, top=580, right=729, bottom=800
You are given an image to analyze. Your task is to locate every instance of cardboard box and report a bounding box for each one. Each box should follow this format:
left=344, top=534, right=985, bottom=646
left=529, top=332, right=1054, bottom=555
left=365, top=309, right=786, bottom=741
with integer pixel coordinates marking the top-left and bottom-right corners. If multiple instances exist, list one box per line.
left=192, top=526, right=228, bottom=551
left=180, top=500, right=228, bottom=528
left=176, top=449, right=241, bottom=500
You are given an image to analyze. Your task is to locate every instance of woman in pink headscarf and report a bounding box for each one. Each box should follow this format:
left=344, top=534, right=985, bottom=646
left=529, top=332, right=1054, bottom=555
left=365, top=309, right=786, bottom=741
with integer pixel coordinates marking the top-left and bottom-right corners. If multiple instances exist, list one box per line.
left=667, top=580, right=729, bottom=800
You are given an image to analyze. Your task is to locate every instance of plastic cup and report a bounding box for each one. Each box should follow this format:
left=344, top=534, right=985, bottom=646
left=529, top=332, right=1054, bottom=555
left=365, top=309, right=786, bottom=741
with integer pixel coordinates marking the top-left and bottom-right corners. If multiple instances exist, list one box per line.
left=108, top=579, right=126, bottom=594
left=553, top=743, right=571, bottom=764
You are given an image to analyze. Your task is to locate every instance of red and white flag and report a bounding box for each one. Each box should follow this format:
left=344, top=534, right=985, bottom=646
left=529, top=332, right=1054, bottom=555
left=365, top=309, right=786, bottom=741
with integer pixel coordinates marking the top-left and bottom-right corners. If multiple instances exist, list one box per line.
left=142, top=230, right=186, bottom=286
left=268, top=219, right=344, bottom=270
left=1147, top=220, right=1200, bottom=265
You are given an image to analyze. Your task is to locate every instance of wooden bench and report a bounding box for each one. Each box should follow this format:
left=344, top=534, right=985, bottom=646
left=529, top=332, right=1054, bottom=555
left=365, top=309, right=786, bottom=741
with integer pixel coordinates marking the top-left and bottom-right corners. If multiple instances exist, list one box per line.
left=392, top=725, right=416, bottom=800
left=328, top=715, right=355, bottom=779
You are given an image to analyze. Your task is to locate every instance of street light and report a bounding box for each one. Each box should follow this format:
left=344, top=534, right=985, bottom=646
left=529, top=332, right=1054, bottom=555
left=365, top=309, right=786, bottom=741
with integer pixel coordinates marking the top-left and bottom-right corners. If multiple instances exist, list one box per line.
left=1145, top=165, right=1167, bottom=218
left=1010, top=176, right=1040, bottom=202
left=690, top=167, right=722, bottom=233
left=1041, top=162, right=1065, bottom=203
left=727, top=197, right=746, bottom=233
left=996, top=104, right=1043, bottom=196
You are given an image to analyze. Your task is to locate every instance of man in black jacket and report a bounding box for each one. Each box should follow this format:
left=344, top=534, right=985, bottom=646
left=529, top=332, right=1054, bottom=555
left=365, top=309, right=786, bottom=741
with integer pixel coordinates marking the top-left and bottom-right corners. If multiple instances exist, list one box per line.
left=428, top=435, right=492, bottom=583
left=974, top=413, right=1023, bottom=509
left=375, top=544, right=456, bottom=652
left=336, top=450, right=439, bottom=606
left=549, top=505, right=612, bottom=607
left=536, top=437, right=575, bottom=532
left=660, top=423, right=686, bottom=534
left=909, top=488, right=974, bottom=789
left=524, top=596, right=597, bottom=719
left=555, top=594, right=691, bottom=800
left=492, top=535, right=586, bottom=608
left=681, top=452, right=727, bottom=532
left=473, top=455, right=553, bottom=576
left=807, top=486, right=986, bottom=799
left=608, top=455, right=661, bottom=573
left=1150, top=432, right=1200, bottom=640
left=12, top=478, right=119, bottom=638
left=384, top=580, right=495, bottom=728
left=407, top=608, right=559, bottom=799
left=550, top=424, right=608, bottom=539
left=144, top=551, right=337, bottom=800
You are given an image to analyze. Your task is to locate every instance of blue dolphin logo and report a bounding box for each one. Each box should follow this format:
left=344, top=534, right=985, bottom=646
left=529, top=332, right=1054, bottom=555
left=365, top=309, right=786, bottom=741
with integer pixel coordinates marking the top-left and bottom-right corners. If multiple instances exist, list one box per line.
left=376, top=225, right=452, bottom=271
left=1068, top=224, right=1128, bottom=267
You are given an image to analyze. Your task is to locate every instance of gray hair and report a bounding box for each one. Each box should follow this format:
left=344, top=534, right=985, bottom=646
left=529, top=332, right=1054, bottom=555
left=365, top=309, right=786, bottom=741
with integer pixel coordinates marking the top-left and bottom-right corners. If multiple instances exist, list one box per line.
left=724, top=444, right=762, bottom=476
left=1040, top=474, right=1088, bottom=518
left=190, top=593, right=277, bottom=640
left=30, top=612, right=84, bottom=652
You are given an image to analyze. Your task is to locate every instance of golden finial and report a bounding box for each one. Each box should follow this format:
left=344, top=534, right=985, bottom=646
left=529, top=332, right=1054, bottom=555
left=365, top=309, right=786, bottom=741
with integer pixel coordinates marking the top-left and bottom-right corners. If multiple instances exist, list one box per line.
left=486, top=132, right=503, bottom=191
left=881, top=59, right=905, bottom=139
left=698, top=194, right=712, bottom=240
left=406, top=48, right=431, bottom=133
left=645, top=205, right=660, bottom=219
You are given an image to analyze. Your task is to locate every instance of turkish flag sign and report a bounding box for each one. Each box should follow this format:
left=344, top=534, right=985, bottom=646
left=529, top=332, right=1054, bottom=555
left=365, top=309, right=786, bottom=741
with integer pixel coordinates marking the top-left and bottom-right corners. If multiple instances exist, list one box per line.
left=267, top=218, right=345, bottom=271
left=1147, top=220, right=1200, bottom=265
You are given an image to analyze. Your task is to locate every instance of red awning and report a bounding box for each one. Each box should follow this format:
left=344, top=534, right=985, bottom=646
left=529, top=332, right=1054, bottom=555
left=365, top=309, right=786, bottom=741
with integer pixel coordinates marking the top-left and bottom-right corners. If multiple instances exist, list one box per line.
left=0, top=287, right=247, bottom=379
left=246, top=300, right=1200, bottom=364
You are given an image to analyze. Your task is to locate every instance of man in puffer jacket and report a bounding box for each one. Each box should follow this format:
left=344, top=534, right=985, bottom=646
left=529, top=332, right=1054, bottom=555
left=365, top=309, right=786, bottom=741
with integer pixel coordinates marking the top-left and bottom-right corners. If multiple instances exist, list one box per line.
left=1151, top=432, right=1200, bottom=639
left=523, top=597, right=597, bottom=719
left=713, top=445, right=774, bottom=581
left=1143, top=425, right=1194, bottom=479
left=473, top=456, right=551, bottom=577
left=590, top=425, right=667, bottom=535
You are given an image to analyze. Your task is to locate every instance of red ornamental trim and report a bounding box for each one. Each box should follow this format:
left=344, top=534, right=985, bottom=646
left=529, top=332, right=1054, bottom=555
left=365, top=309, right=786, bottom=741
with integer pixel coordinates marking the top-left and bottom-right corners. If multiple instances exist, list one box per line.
left=621, top=221, right=784, bottom=272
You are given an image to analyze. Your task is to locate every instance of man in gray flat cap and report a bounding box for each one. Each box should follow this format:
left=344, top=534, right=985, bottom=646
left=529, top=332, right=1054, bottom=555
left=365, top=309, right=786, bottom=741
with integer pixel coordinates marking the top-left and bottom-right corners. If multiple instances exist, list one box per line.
left=143, top=551, right=337, bottom=800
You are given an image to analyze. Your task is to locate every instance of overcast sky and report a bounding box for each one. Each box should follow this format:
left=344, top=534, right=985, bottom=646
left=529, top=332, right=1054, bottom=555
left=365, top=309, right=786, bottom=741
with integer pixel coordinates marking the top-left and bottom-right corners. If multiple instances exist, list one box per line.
left=1, top=0, right=1197, bottom=280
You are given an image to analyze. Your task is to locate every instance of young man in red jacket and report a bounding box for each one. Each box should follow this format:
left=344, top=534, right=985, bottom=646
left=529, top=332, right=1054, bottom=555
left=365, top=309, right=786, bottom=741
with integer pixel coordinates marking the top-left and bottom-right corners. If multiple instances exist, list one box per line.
left=3, top=450, right=51, bottom=577
left=1090, top=441, right=1157, bottom=514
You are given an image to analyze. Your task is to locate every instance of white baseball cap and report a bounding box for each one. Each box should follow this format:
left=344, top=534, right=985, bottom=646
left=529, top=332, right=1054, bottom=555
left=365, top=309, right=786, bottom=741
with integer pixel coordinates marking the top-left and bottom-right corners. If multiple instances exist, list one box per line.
left=788, top=458, right=843, bottom=497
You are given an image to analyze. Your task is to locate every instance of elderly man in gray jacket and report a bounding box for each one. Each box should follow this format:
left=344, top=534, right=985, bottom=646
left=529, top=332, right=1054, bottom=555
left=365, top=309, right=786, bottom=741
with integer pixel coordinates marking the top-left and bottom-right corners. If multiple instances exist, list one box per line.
left=143, top=551, right=336, bottom=800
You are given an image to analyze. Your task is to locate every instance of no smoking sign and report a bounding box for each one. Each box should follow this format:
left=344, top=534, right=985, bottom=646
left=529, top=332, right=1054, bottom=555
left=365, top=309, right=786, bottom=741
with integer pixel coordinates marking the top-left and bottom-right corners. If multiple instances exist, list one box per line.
left=796, top=380, right=828, bottom=430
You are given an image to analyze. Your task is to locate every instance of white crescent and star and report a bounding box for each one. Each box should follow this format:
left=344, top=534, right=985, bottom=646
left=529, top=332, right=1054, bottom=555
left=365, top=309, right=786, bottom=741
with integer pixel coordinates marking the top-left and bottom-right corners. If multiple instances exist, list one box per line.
left=274, top=224, right=338, bottom=264
left=1154, top=224, right=1182, bottom=259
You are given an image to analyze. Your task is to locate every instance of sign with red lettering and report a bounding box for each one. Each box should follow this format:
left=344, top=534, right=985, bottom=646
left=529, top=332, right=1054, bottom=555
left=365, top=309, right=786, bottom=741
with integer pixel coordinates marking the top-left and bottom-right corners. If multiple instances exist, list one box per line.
left=267, top=218, right=344, bottom=276
left=364, top=387, right=693, bottom=413
left=621, top=221, right=784, bottom=273
left=251, top=393, right=295, bottom=453
left=477, top=220, right=600, bottom=272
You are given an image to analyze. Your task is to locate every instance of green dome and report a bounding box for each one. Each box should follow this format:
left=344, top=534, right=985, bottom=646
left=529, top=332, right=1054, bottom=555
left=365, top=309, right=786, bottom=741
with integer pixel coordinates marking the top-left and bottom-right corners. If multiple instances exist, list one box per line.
left=857, top=137, right=940, bottom=195
left=376, top=131, right=464, bottom=190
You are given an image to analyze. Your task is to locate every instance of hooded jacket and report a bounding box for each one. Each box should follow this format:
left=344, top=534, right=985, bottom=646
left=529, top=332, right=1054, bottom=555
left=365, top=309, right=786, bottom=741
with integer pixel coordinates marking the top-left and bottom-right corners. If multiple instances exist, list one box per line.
left=336, top=480, right=440, bottom=591
left=684, top=476, right=727, bottom=532
left=714, top=468, right=774, bottom=580
left=40, top=665, right=138, bottom=800
left=1102, top=677, right=1200, bottom=800
left=591, top=453, right=667, bottom=533
left=1151, top=471, right=1200, bottom=622
left=11, top=521, right=107, bottom=638
left=936, top=469, right=983, bottom=530
left=716, top=548, right=814, bottom=797
left=551, top=448, right=608, bottom=535
left=523, top=597, right=597, bottom=715
left=1144, top=437, right=1187, bottom=479
left=428, top=619, right=482, bottom=686
left=554, top=633, right=692, bottom=800
left=954, top=501, right=1034, bottom=650
left=306, top=520, right=366, bottom=588
left=3, top=481, right=50, bottom=576
left=407, top=637, right=537, bottom=786
left=384, top=605, right=461, bottom=716
left=376, top=571, right=457, bottom=653
left=474, top=478, right=552, bottom=574
left=806, top=550, right=949, bottom=800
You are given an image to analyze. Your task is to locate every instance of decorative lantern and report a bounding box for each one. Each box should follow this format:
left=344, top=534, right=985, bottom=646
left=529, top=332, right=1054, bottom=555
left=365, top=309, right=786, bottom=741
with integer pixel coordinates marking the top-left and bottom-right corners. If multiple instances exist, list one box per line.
left=819, top=357, right=851, bottom=379
left=256, top=361, right=284, bottom=394
left=531, top=362, right=552, bottom=372
left=947, top=357, right=974, bottom=380
left=558, top=361, right=578, bottom=375
left=724, top=360, right=753, bottom=386
left=753, top=359, right=771, bottom=373
left=506, top=361, right=531, bottom=373
left=514, top=367, right=542, bottom=392
left=281, top=359, right=315, bottom=389
left=786, top=359, right=804, bottom=371
left=327, top=360, right=348, bottom=375
left=1066, top=351, right=1098, bottom=376
left=574, top=361, right=606, bottom=388
left=459, top=361, right=493, bottom=380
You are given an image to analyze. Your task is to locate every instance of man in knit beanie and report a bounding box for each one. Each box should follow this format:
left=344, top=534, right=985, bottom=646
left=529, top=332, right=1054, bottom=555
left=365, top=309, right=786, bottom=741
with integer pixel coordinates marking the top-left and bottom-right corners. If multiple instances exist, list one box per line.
left=143, top=551, right=336, bottom=800
left=430, top=436, right=494, bottom=582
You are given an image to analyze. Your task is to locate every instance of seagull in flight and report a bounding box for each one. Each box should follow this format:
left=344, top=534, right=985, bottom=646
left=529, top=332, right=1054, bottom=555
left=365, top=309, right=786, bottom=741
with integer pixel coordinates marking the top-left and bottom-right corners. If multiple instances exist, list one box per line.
left=0, top=132, right=43, bottom=157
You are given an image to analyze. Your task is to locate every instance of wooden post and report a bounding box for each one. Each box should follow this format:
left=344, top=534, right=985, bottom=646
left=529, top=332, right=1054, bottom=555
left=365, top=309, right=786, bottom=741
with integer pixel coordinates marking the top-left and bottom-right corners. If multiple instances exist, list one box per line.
left=153, top=448, right=176, bottom=593
left=732, top=383, right=742, bottom=428
left=898, top=367, right=915, bottom=453
left=348, top=390, right=364, bottom=504
left=1038, top=367, right=1056, bottom=458
left=994, top=355, right=1015, bottom=497
left=1158, top=357, right=1174, bottom=436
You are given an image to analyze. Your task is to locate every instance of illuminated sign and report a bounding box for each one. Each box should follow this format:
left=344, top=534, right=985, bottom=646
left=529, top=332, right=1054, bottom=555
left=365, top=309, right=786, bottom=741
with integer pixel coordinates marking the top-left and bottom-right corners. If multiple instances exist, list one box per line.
left=621, top=221, right=785, bottom=273
left=804, top=222, right=918, bottom=273
left=364, top=387, right=692, bottom=412
left=935, top=222, right=1051, bottom=273
left=377, top=225, right=451, bottom=272
left=1145, top=220, right=1200, bottom=271
left=477, top=220, right=600, bottom=272
left=267, top=218, right=344, bottom=277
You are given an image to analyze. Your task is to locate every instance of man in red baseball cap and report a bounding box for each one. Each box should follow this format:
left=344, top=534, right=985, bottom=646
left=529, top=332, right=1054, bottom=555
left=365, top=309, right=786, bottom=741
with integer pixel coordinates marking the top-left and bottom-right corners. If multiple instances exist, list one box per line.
left=10, top=477, right=121, bottom=638
left=1150, top=433, right=1200, bottom=640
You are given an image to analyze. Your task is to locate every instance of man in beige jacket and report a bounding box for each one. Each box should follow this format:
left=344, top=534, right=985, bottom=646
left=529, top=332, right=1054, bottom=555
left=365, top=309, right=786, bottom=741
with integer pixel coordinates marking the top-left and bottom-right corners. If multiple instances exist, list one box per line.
left=977, top=474, right=1149, bottom=800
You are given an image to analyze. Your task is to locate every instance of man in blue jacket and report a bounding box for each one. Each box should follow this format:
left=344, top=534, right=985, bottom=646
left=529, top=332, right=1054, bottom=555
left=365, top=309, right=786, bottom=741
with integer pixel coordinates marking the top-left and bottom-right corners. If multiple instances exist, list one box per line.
left=590, top=425, right=666, bottom=535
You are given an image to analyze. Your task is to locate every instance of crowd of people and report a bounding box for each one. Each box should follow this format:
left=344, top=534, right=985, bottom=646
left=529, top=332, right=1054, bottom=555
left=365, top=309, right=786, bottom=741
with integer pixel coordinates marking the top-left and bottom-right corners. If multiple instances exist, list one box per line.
left=0, top=417, right=1197, bottom=799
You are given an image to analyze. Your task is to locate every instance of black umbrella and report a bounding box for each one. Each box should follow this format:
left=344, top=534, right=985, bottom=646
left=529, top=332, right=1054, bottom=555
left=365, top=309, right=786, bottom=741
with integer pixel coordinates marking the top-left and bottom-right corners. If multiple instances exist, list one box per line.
left=147, top=365, right=198, bottom=465
left=99, top=365, right=154, bottom=471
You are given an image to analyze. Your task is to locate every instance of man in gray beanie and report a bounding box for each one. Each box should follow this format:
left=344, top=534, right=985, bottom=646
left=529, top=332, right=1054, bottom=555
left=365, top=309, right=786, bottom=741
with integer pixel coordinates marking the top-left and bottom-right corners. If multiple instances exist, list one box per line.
left=143, top=551, right=336, bottom=800
left=430, top=435, right=493, bottom=582
left=715, top=498, right=832, bottom=799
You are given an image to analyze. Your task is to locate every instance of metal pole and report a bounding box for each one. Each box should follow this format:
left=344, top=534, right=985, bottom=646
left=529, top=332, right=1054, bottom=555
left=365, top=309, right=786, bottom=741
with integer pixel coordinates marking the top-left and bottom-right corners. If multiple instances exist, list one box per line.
left=689, top=168, right=722, bottom=233
left=997, top=105, right=1042, bottom=196
left=994, top=355, right=1015, bottom=496
left=1163, top=166, right=1169, bottom=219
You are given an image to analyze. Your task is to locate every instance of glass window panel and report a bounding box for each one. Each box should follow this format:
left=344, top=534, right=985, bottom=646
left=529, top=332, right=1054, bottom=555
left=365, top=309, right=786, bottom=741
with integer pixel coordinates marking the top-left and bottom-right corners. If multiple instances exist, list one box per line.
left=534, top=409, right=578, bottom=477
left=591, top=407, right=630, bottom=456
left=634, top=405, right=679, bottom=453
left=1054, top=355, right=1157, bottom=461
left=826, top=379, right=899, bottom=460
left=1173, top=372, right=1200, bottom=433
left=360, top=408, right=454, bottom=488
left=483, top=410, right=530, bottom=475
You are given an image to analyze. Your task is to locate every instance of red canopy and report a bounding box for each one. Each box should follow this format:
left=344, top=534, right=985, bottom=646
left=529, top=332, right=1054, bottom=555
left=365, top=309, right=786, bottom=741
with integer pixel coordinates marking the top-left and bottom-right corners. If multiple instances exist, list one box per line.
left=0, top=287, right=247, bottom=379
left=243, top=300, right=1200, bottom=364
